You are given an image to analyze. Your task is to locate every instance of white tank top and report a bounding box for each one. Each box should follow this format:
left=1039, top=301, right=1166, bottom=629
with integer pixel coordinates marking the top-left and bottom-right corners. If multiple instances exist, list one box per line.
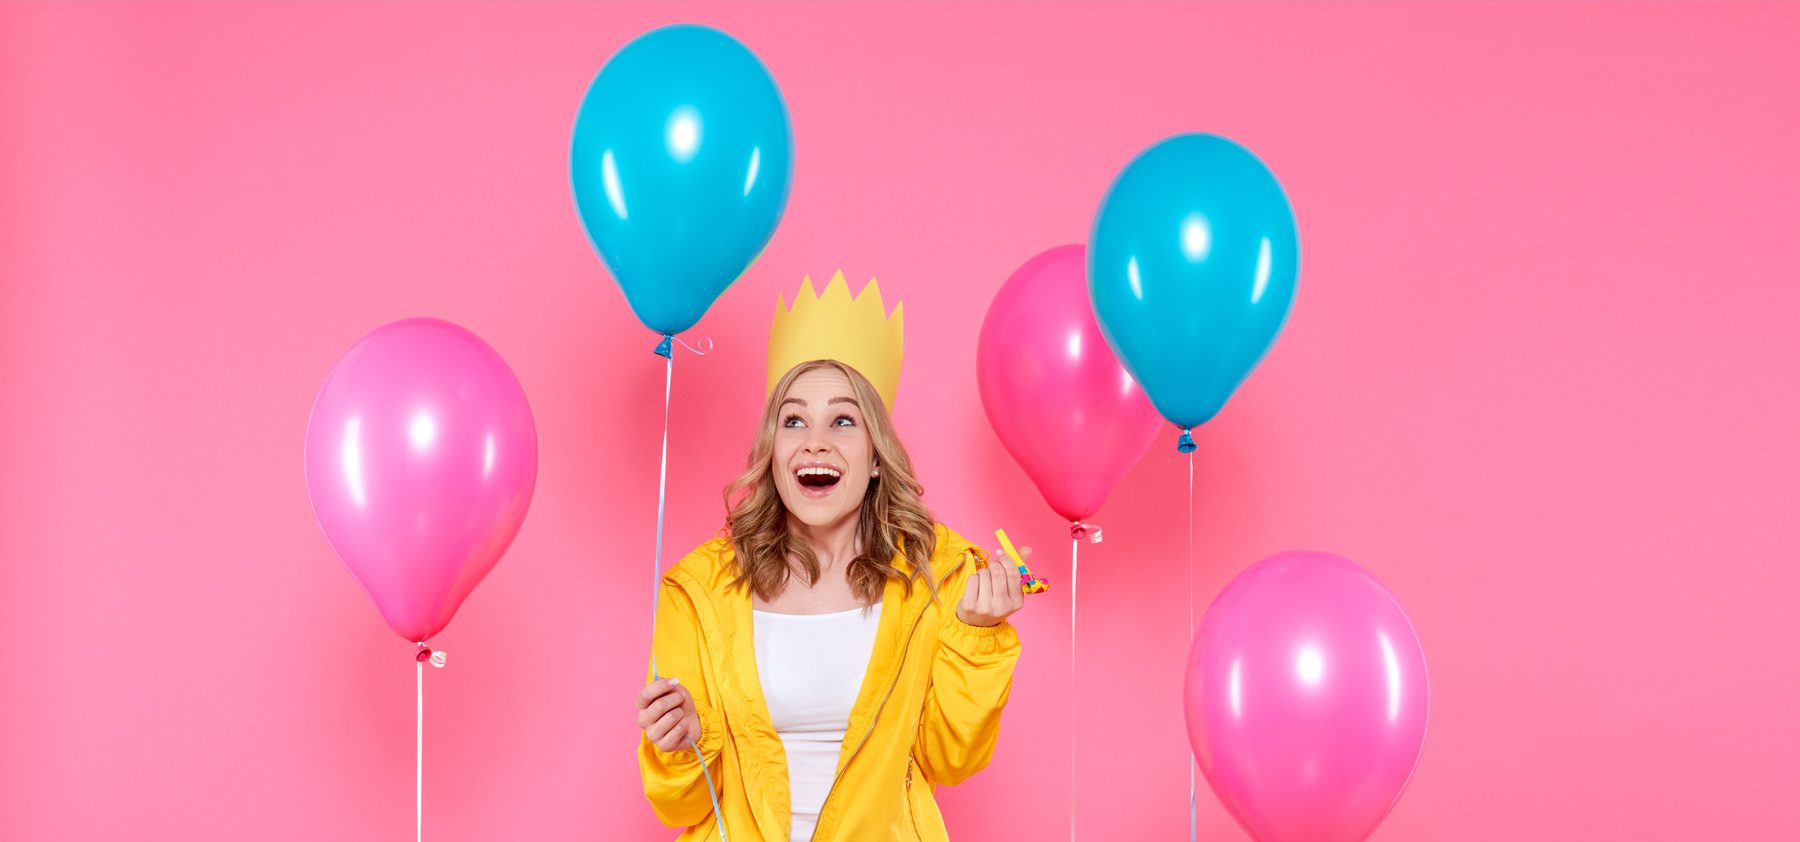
left=752, top=603, right=882, bottom=842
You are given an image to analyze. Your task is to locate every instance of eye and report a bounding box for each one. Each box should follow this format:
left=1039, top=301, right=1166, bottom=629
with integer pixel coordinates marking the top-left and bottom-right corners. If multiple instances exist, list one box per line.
left=781, top=414, right=805, bottom=428
left=833, top=415, right=855, bottom=427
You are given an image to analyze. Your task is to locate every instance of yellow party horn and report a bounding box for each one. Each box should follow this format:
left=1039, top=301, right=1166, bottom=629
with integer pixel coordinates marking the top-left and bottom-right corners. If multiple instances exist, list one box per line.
left=995, top=529, right=1048, bottom=594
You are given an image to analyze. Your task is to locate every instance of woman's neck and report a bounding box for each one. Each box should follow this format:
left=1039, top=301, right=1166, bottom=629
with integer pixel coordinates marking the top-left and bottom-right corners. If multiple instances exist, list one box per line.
left=789, top=514, right=860, bottom=571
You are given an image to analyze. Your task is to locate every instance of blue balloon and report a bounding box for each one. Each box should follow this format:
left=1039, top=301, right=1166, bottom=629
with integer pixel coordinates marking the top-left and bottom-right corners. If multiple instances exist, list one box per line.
left=1088, top=134, right=1299, bottom=445
left=571, top=25, right=793, bottom=338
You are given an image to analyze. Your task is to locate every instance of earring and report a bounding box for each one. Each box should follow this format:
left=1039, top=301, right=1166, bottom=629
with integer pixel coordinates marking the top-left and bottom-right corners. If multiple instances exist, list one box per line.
left=871, top=466, right=881, bottom=478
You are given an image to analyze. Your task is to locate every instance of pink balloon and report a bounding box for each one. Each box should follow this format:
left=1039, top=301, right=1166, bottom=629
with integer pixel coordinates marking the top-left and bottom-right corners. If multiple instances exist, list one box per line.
left=1185, top=551, right=1429, bottom=842
left=977, top=245, right=1162, bottom=522
left=304, top=318, right=538, bottom=643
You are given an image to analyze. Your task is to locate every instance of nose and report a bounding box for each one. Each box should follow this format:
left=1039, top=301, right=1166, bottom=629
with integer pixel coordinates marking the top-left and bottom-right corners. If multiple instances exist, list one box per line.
left=802, top=426, right=832, bottom=454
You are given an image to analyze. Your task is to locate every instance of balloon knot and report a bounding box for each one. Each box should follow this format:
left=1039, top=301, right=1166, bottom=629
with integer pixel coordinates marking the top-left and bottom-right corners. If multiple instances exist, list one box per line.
left=1070, top=521, right=1104, bottom=543
left=416, top=644, right=447, bottom=668
left=653, top=335, right=674, bottom=358
left=1176, top=429, right=1197, bottom=453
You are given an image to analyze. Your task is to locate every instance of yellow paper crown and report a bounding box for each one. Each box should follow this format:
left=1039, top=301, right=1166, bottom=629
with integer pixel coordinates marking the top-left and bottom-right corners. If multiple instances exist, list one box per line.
left=767, top=271, right=904, bottom=411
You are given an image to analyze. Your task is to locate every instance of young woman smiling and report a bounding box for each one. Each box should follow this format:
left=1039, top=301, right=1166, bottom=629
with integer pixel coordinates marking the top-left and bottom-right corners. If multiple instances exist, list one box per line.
left=635, top=354, right=1027, bottom=841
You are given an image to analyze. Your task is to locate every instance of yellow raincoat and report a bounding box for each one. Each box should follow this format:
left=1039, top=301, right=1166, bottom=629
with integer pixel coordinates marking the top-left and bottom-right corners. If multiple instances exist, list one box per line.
left=639, top=523, right=1021, bottom=840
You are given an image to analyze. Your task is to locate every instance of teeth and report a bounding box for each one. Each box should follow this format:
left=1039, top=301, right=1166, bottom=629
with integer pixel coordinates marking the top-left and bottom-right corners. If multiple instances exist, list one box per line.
left=796, top=467, right=842, bottom=478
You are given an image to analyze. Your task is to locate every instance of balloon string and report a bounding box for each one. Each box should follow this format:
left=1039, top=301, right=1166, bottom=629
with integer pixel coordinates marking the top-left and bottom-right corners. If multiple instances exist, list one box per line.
left=416, top=656, right=423, bottom=842
left=650, top=347, right=673, bottom=678
left=649, top=331, right=713, bottom=676
left=646, top=341, right=729, bottom=842
left=1070, top=532, right=1080, bottom=842
left=408, top=644, right=445, bottom=840
left=692, top=734, right=727, bottom=842
left=1187, top=449, right=1196, bottom=842
left=653, top=333, right=715, bottom=358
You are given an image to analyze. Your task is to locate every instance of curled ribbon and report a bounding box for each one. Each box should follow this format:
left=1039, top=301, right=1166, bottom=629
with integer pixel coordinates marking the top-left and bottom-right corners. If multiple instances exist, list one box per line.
left=1069, top=521, right=1104, bottom=543
left=653, top=334, right=716, bottom=358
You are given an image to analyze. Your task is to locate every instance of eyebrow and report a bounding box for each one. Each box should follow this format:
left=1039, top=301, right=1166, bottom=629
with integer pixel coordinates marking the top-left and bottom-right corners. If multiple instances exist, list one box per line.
left=780, top=396, right=860, bottom=408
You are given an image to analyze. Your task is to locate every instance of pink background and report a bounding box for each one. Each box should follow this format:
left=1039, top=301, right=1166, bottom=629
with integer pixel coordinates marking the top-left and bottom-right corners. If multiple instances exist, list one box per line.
left=4, top=2, right=1797, bottom=839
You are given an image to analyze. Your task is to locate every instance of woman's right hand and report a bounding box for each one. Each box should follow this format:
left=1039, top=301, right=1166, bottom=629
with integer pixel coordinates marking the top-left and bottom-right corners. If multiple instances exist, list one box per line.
left=636, top=676, right=701, bottom=752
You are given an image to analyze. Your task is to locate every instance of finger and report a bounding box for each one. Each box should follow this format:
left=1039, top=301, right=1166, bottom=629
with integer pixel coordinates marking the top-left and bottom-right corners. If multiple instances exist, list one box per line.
left=673, top=720, right=699, bottom=750
left=637, top=698, right=664, bottom=729
left=970, top=559, right=990, bottom=609
left=657, top=709, right=683, bottom=738
left=667, top=714, right=698, bottom=749
left=636, top=677, right=678, bottom=709
left=658, top=716, right=694, bottom=751
left=647, top=708, right=681, bottom=744
left=650, top=688, right=687, bottom=721
left=638, top=689, right=684, bottom=727
left=662, top=686, right=696, bottom=721
left=661, top=709, right=690, bottom=744
left=982, top=560, right=1004, bottom=614
left=636, top=691, right=667, bottom=728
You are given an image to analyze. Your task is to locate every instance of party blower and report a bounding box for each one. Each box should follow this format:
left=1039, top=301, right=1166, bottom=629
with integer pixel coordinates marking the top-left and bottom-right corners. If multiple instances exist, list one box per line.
left=995, top=529, right=1048, bottom=594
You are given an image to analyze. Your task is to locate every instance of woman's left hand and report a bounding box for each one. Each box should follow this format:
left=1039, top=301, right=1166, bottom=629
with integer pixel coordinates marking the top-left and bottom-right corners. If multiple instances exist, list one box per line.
left=956, top=547, right=1029, bottom=627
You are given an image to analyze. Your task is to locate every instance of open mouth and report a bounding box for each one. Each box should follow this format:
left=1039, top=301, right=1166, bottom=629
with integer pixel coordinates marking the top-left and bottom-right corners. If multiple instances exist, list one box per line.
left=793, top=465, right=843, bottom=496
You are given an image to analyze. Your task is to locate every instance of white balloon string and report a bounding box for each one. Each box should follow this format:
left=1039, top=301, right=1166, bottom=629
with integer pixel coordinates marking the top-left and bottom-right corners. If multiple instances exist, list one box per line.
left=416, top=656, right=423, bottom=842
left=1187, top=449, right=1197, bottom=842
left=672, top=335, right=715, bottom=356
left=409, top=644, right=444, bottom=841
left=650, top=349, right=672, bottom=679
left=646, top=342, right=728, bottom=841
left=691, top=733, right=728, bottom=842
left=1070, top=532, right=1080, bottom=842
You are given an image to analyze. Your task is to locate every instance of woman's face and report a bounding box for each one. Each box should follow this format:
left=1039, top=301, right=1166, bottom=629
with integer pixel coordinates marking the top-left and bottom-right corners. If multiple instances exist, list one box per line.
left=772, top=367, right=876, bottom=531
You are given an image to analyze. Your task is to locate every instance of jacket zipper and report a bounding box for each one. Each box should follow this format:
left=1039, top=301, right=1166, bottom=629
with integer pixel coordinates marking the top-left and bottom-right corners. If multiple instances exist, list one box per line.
left=811, top=601, right=931, bottom=838
left=904, top=757, right=924, bottom=842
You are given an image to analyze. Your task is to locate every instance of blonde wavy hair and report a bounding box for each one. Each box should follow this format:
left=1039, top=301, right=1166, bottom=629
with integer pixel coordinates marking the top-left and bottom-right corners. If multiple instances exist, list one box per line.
left=725, top=359, right=938, bottom=605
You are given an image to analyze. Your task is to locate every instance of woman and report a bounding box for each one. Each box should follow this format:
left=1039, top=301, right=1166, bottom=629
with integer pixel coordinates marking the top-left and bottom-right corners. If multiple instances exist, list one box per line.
left=635, top=358, right=1026, bottom=841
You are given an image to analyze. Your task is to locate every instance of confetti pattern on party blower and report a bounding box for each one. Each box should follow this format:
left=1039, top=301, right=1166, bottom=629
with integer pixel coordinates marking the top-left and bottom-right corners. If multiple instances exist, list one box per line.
left=995, top=529, right=1049, bottom=594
